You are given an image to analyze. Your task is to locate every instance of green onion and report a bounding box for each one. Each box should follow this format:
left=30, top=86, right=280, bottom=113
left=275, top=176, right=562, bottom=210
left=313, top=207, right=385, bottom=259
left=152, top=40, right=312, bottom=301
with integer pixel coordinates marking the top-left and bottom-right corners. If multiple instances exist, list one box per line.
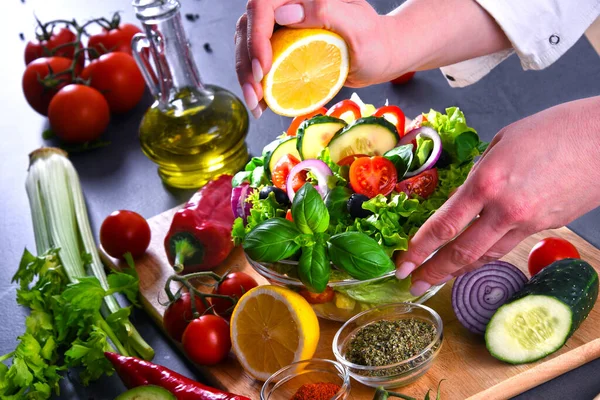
left=25, top=147, right=154, bottom=360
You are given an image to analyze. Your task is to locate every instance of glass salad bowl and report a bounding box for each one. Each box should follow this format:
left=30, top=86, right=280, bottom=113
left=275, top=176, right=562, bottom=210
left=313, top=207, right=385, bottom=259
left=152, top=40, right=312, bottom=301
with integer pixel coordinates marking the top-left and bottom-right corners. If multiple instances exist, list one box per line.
left=245, top=253, right=445, bottom=322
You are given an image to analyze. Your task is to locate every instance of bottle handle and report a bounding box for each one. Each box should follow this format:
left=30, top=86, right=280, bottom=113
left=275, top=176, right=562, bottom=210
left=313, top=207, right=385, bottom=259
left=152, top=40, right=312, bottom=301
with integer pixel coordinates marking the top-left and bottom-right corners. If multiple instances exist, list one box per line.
left=131, top=33, right=160, bottom=99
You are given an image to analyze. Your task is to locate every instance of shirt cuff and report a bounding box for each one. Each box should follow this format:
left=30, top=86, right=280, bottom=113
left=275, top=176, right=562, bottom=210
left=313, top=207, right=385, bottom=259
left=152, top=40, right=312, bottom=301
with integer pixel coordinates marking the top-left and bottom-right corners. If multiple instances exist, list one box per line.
left=440, top=49, right=514, bottom=88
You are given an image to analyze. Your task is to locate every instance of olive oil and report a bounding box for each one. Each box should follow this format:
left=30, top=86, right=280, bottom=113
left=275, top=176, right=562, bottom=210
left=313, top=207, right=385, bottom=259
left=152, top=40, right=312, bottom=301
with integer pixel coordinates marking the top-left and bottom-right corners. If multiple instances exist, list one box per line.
left=139, top=86, right=249, bottom=188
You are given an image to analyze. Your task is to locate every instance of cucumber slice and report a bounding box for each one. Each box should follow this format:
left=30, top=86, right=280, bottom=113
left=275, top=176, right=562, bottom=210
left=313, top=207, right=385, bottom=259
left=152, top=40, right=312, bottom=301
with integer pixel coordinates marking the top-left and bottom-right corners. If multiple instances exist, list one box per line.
left=297, top=115, right=346, bottom=160
left=327, top=116, right=399, bottom=163
left=485, top=259, right=598, bottom=364
left=264, top=136, right=300, bottom=177
left=115, top=385, right=176, bottom=400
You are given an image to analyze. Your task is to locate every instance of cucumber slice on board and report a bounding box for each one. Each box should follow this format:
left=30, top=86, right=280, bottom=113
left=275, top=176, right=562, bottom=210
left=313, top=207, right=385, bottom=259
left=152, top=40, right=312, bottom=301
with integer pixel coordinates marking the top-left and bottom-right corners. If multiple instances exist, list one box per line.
left=297, top=115, right=346, bottom=160
left=115, top=385, right=176, bottom=400
left=327, top=116, right=399, bottom=163
left=264, top=136, right=300, bottom=178
left=485, top=258, right=598, bottom=364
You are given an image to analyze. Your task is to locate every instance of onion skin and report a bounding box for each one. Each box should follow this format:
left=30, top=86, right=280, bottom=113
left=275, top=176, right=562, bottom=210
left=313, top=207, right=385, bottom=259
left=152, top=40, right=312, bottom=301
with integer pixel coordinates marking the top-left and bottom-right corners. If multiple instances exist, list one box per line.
left=452, top=261, right=528, bottom=335
left=399, top=126, right=442, bottom=177
left=286, top=159, right=333, bottom=201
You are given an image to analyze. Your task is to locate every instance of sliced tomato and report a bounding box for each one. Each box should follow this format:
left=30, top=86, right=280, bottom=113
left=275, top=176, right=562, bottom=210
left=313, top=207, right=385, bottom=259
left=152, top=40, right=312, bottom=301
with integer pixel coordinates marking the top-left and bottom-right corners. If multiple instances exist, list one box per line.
left=374, top=105, right=406, bottom=137
left=337, top=153, right=369, bottom=167
left=391, top=71, right=416, bottom=85
left=271, top=154, right=300, bottom=190
left=289, top=170, right=308, bottom=193
left=285, top=209, right=294, bottom=222
left=299, top=287, right=335, bottom=304
left=396, top=169, right=439, bottom=199
left=286, top=107, right=327, bottom=136
left=349, top=156, right=397, bottom=198
left=326, top=100, right=361, bottom=122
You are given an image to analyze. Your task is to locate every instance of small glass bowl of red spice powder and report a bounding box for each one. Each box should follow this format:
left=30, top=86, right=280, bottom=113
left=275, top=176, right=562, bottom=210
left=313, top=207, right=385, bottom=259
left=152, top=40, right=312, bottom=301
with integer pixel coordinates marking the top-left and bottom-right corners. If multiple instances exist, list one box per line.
left=260, top=358, right=350, bottom=400
left=333, top=303, right=443, bottom=389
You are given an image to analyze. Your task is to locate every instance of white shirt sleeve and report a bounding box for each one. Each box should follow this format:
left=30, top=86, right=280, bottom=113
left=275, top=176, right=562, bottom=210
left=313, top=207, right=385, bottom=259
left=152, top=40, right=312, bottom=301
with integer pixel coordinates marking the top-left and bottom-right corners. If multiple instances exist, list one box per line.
left=439, top=0, right=600, bottom=88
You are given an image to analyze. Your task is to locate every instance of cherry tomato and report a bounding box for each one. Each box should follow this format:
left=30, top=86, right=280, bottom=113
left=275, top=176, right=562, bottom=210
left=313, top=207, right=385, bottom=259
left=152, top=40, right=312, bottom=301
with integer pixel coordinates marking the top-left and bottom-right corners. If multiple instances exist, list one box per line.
left=48, top=84, right=110, bottom=143
left=286, top=107, right=327, bottom=136
left=22, top=57, right=74, bottom=116
left=285, top=209, right=294, bottom=222
left=326, top=100, right=361, bottom=122
left=182, top=315, right=231, bottom=365
left=373, top=105, right=406, bottom=137
left=395, top=169, right=439, bottom=199
left=163, top=293, right=207, bottom=342
left=100, top=210, right=151, bottom=259
left=209, top=272, right=258, bottom=317
left=88, top=23, right=143, bottom=59
left=81, top=52, right=145, bottom=114
left=24, top=27, right=81, bottom=66
left=271, top=154, right=300, bottom=190
left=299, top=287, right=335, bottom=304
left=349, top=156, right=397, bottom=198
left=390, top=71, right=416, bottom=85
left=528, top=237, right=580, bottom=276
left=337, top=154, right=369, bottom=167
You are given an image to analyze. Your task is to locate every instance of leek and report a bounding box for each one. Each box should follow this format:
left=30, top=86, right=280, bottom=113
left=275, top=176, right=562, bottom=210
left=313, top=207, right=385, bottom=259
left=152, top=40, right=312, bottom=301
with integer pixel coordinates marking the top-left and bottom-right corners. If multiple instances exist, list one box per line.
left=25, top=147, right=154, bottom=360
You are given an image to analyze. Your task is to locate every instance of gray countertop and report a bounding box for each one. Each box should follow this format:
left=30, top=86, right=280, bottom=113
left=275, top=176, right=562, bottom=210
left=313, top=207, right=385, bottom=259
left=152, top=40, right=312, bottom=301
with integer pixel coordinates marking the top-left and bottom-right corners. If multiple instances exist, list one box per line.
left=1, top=0, right=599, bottom=399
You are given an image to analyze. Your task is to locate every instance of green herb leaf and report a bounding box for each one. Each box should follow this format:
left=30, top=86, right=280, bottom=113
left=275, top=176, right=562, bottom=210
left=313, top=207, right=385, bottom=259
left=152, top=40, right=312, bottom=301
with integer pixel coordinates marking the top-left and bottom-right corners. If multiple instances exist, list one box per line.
left=107, top=271, right=140, bottom=307
left=243, top=218, right=301, bottom=262
left=64, top=326, right=114, bottom=385
left=317, top=148, right=348, bottom=186
left=245, top=156, right=265, bottom=171
left=324, top=186, right=352, bottom=223
left=292, top=183, right=330, bottom=234
left=250, top=165, right=269, bottom=187
left=62, top=277, right=106, bottom=312
left=298, top=243, right=331, bottom=293
left=384, top=144, right=414, bottom=178
left=232, top=170, right=252, bottom=187
left=327, top=232, right=395, bottom=280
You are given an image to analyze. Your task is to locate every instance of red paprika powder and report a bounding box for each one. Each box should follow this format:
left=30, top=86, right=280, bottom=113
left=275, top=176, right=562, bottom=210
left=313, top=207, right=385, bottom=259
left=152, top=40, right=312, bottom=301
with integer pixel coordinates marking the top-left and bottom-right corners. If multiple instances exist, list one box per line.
left=290, top=382, right=342, bottom=400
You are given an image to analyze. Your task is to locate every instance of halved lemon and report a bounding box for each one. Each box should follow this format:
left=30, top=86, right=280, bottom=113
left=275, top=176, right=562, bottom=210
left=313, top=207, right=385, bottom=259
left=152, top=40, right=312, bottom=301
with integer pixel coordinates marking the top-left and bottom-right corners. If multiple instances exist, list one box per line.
left=263, top=28, right=349, bottom=117
left=230, top=285, right=320, bottom=381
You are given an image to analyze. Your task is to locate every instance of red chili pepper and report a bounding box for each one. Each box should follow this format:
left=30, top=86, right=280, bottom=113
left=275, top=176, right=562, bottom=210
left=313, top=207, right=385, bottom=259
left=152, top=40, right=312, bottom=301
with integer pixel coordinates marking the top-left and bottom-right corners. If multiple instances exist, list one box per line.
left=105, top=352, right=250, bottom=400
left=164, top=175, right=235, bottom=274
left=373, top=105, right=406, bottom=137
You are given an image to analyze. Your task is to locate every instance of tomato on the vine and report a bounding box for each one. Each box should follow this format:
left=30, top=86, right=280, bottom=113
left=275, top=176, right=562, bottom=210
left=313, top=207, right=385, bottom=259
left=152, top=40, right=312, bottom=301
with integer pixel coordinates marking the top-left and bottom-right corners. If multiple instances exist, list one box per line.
left=271, top=154, right=301, bottom=190
left=299, top=287, right=335, bottom=304
left=48, top=84, right=110, bottom=143
left=286, top=107, right=327, bottom=136
left=88, top=23, right=142, bottom=58
left=81, top=52, right=145, bottom=114
left=163, top=293, right=207, bottom=342
left=182, top=315, right=231, bottom=365
left=22, top=57, right=74, bottom=116
left=528, top=237, right=580, bottom=276
left=100, top=210, right=151, bottom=259
left=24, top=27, right=80, bottom=65
left=209, top=272, right=258, bottom=317
left=349, top=156, right=398, bottom=198
left=395, top=169, right=439, bottom=199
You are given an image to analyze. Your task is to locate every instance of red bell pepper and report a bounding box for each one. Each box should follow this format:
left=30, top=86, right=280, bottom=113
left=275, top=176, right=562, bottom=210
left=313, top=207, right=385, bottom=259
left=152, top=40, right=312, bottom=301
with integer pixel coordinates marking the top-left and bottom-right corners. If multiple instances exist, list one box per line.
left=164, top=175, right=234, bottom=273
left=105, top=352, right=250, bottom=400
left=286, top=107, right=328, bottom=136
left=326, top=99, right=361, bottom=121
left=373, top=105, right=406, bottom=137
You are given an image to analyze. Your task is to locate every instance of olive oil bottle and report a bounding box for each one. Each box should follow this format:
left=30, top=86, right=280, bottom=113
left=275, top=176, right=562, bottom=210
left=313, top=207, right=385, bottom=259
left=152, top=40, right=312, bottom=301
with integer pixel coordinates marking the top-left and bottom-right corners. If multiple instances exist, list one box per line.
left=132, top=0, right=248, bottom=188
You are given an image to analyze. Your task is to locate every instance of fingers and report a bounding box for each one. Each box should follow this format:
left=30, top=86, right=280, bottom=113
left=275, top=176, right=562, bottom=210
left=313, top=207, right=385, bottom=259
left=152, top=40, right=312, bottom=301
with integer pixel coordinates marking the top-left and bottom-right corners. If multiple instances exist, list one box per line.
left=235, top=14, right=265, bottom=118
left=246, top=0, right=286, bottom=81
left=408, top=212, right=515, bottom=296
left=395, top=187, right=483, bottom=279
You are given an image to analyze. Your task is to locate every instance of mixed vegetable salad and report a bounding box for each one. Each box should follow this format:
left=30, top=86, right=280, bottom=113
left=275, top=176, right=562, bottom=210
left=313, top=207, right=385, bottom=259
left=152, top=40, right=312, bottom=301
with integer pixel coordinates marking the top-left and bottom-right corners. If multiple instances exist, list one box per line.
left=231, top=95, right=488, bottom=305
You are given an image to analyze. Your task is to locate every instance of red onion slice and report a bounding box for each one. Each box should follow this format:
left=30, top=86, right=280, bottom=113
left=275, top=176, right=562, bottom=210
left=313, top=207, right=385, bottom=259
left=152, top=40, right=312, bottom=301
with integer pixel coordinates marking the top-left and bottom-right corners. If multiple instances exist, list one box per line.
left=451, top=261, right=528, bottom=335
left=231, top=183, right=253, bottom=223
left=398, top=126, right=442, bottom=177
left=286, top=159, right=333, bottom=201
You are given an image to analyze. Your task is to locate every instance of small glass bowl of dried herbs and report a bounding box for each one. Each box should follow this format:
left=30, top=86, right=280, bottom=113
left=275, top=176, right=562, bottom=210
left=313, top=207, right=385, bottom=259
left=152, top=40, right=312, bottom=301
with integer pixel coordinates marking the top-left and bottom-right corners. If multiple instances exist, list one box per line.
left=332, top=303, right=443, bottom=389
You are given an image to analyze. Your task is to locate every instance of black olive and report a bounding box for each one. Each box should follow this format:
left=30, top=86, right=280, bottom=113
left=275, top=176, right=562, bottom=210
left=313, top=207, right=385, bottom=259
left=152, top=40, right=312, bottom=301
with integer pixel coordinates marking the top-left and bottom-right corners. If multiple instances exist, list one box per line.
left=435, top=149, right=452, bottom=169
left=259, top=186, right=290, bottom=206
left=347, top=194, right=373, bottom=219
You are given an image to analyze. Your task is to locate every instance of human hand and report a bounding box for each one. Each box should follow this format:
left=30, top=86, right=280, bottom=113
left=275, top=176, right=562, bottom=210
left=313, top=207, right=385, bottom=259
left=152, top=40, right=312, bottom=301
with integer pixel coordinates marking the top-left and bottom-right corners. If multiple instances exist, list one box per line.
left=395, top=97, right=600, bottom=296
left=235, top=0, right=399, bottom=118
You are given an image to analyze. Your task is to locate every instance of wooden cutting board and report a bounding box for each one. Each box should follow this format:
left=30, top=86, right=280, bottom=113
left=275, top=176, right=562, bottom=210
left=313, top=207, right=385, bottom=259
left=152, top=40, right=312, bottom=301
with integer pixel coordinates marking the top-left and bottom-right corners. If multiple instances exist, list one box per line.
left=100, top=207, right=600, bottom=400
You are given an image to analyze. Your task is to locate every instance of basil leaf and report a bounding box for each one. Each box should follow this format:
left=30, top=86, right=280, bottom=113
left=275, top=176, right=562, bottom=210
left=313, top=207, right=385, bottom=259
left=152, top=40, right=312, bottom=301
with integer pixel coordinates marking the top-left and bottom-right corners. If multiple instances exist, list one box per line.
left=244, top=156, right=265, bottom=171
left=243, top=218, right=301, bottom=262
left=327, top=232, right=395, bottom=280
left=384, top=144, right=413, bottom=178
left=232, top=170, right=252, bottom=187
left=298, top=243, right=331, bottom=293
left=455, top=131, right=479, bottom=163
left=325, top=186, right=352, bottom=223
left=292, top=184, right=330, bottom=234
left=250, top=166, right=269, bottom=187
